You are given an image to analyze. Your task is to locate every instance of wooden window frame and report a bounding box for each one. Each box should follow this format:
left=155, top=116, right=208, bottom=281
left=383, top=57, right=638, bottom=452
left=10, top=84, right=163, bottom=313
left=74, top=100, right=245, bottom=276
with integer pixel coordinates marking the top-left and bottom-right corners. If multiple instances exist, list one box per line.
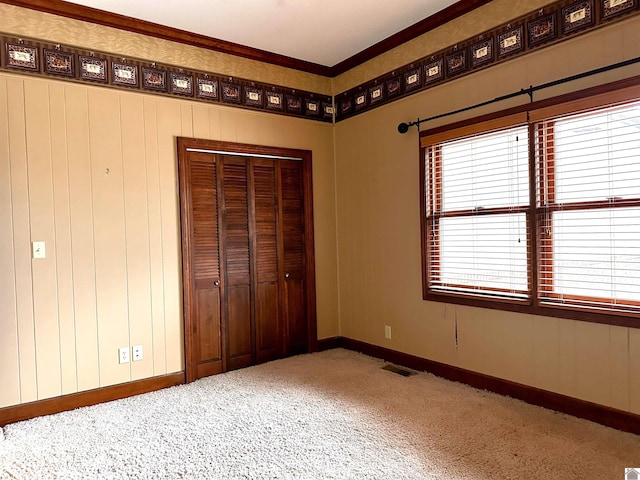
left=419, top=75, right=640, bottom=329
left=423, top=125, right=531, bottom=302
left=536, top=115, right=640, bottom=311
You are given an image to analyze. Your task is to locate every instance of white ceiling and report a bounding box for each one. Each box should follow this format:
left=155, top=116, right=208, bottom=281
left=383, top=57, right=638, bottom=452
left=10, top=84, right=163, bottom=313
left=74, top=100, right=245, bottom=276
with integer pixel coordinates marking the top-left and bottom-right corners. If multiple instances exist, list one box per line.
left=63, top=0, right=459, bottom=67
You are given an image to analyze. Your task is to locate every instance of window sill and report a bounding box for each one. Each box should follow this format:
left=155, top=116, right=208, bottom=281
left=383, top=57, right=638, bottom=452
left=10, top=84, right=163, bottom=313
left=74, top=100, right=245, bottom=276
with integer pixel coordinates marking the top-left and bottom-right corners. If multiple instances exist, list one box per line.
left=423, top=291, right=640, bottom=329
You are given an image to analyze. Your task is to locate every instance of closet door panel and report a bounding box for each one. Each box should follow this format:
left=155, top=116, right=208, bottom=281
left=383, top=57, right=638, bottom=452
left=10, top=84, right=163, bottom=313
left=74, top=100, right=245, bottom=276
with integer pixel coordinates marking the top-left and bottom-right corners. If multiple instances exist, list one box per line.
left=221, top=157, right=253, bottom=370
left=279, top=161, right=308, bottom=355
left=227, top=285, right=252, bottom=370
left=253, top=161, right=281, bottom=362
left=194, top=288, right=221, bottom=378
left=256, top=283, right=279, bottom=361
left=188, top=152, right=223, bottom=378
left=285, top=280, right=306, bottom=355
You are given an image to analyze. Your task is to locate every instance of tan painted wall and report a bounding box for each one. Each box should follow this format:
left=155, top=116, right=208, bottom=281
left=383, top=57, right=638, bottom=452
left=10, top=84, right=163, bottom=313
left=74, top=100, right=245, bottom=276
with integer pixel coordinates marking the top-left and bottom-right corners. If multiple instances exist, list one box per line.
left=333, top=15, right=640, bottom=415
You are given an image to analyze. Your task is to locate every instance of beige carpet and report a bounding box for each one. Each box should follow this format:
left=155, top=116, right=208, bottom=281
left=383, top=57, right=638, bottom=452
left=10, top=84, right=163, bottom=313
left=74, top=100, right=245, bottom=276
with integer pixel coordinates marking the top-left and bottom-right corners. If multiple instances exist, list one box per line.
left=0, top=349, right=638, bottom=479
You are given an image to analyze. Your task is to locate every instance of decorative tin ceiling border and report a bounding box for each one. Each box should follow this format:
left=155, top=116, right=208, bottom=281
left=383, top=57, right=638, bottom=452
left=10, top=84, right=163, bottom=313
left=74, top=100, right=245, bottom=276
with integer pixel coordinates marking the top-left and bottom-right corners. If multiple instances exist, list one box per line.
left=335, top=0, right=639, bottom=122
left=0, top=33, right=335, bottom=123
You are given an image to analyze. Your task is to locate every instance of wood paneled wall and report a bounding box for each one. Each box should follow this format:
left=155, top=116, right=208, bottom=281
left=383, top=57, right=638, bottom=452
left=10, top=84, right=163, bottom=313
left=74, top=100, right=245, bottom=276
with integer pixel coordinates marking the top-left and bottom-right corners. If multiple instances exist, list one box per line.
left=0, top=72, right=338, bottom=408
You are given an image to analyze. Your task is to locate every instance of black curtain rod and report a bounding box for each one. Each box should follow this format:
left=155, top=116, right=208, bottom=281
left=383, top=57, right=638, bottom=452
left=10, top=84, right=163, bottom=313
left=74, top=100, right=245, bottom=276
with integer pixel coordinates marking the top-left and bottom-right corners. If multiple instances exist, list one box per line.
left=397, top=55, right=640, bottom=134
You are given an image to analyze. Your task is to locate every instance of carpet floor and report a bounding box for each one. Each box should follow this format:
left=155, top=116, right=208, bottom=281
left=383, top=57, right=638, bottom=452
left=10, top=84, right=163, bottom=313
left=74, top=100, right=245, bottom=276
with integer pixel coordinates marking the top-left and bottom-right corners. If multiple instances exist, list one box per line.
left=0, top=349, right=638, bottom=479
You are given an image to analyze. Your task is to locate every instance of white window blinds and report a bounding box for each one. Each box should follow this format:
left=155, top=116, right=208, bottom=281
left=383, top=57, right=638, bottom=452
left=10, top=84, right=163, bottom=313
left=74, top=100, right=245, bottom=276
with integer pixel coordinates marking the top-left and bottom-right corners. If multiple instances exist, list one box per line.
left=426, top=125, right=530, bottom=299
left=536, top=100, right=640, bottom=313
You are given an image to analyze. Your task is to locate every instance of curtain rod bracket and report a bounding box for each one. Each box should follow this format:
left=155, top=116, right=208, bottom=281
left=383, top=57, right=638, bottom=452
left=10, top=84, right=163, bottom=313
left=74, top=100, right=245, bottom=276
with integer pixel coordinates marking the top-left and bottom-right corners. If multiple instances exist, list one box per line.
left=525, top=85, right=534, bottom=103
left=397, top=117, right=422, bottom=134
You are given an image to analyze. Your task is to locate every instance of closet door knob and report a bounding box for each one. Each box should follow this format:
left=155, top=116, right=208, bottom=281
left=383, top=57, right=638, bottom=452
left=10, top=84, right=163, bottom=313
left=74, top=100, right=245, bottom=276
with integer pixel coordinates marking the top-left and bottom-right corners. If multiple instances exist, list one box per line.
left=213, top=280, right=220, bottom=286
left=285, top=273, right=290, bottom=279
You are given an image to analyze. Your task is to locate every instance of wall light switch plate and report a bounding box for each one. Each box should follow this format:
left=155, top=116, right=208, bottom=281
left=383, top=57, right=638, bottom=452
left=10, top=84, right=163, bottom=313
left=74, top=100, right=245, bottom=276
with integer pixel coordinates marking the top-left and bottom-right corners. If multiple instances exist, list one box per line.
left=32, top=241, right=46, bottom=259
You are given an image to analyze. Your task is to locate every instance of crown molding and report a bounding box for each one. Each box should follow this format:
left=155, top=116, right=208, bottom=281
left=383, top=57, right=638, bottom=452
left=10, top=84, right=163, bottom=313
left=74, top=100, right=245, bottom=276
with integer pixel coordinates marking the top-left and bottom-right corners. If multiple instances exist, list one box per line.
left=0, top=0, right=333, bottom=76
left=329, top=0, right=492, bottom=77
left=1, top=0, right=491, bottom=78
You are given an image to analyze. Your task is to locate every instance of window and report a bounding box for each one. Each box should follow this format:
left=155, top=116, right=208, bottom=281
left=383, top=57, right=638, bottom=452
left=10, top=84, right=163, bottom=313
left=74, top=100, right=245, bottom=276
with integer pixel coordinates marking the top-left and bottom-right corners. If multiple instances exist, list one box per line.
left=426, top=125, right=529, bottom=299
left=537, top=101, right=640, bottom=313
left=421, top=82, right=640, bottom=325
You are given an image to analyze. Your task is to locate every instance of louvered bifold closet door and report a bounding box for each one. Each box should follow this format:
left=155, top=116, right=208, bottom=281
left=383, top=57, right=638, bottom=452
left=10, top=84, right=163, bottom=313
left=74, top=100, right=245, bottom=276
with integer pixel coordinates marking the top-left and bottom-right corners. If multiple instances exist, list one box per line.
left=188, top=152, right=224, bottom=379
left=253, top=160, right=282, bottom=363
left=279, top=160, right=308, bottom=355
left=221, top=156, right=254, bottom=370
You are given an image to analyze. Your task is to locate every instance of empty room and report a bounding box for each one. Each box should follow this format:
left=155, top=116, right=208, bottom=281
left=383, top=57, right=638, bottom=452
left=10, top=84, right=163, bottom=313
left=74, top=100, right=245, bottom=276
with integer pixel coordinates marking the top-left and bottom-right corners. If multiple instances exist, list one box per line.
left=1, top=0, right=639, bottom=478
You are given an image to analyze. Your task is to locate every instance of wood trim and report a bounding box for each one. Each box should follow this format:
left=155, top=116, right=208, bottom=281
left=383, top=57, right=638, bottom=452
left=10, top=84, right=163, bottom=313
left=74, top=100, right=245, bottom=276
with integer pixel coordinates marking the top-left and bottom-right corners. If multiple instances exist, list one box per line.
left=422, top=291, right=640, bottom=328
left=420, top=75, right=640, bottom=141
left=0, top=372, right=185, bottom=427
left=177, top=138, right=196, bottom=383
left=301, top=149, right=318, bottom=353
left=420, top=112, right=528, bottom=147
left=528, top=83, right=640, bottom=122
left=5, top=338, right=638, bottom=435
left=329, top=0, right=492, bottom=76
left=2, top=0, right=491, bottom=77
left=317, top=336, right=342, bottom=351
left=336, top=338, right=640, bottom=435
left=0, top=0, right=332, bottom=76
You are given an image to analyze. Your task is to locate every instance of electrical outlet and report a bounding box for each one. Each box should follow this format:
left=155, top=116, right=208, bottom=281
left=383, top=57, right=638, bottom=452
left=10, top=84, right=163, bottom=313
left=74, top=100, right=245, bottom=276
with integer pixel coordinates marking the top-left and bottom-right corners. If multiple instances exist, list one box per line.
left=384, top=325, right=392, bottom=339
left=32, top=241, right=46, bottom=259
left=118, top=347, right=130, bottom=364
left=132, top=345, right=143, bottom=361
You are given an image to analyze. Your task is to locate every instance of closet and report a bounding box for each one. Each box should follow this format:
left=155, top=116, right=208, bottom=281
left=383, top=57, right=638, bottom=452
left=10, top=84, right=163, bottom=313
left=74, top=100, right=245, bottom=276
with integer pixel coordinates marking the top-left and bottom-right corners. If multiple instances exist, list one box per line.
left=177, top=138, right=316, bottom=382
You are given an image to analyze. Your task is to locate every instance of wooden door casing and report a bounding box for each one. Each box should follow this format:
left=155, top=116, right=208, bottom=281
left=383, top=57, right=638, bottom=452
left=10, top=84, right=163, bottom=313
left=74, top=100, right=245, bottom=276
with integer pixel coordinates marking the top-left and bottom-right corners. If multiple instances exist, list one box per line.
left=178, top=138, right=318, bottom=383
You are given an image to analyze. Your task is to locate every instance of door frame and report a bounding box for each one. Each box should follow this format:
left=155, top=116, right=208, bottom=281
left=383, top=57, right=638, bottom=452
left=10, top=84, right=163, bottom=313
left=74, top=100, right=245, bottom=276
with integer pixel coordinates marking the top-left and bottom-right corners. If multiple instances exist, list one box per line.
left=177, top=137, right=318, bottom=383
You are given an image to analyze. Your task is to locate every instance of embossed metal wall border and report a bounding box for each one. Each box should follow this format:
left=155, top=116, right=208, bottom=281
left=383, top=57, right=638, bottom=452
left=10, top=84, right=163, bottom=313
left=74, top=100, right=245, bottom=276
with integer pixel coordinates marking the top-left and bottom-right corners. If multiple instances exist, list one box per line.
left=0, top=34, right=335, bottom=123
left=335, top=0, right=639, bottom=122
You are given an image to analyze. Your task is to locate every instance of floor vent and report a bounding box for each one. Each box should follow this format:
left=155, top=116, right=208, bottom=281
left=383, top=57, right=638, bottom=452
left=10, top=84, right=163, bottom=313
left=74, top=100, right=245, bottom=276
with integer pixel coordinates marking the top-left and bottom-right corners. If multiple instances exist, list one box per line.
left=381, top=364, right=416, bottom=377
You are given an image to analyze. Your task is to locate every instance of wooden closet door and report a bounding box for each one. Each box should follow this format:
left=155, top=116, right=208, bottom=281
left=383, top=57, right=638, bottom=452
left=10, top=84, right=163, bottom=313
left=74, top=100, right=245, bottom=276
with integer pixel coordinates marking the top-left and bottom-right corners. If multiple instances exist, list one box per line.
left=182, top=151, right=224, bottom=380
left=221, top=156, right=254, bottom=371
left=252, top=160, right=281, bottom=363
left=179, top=137, right=317, bottom=381
left=278, top=160, right=308, bottom=356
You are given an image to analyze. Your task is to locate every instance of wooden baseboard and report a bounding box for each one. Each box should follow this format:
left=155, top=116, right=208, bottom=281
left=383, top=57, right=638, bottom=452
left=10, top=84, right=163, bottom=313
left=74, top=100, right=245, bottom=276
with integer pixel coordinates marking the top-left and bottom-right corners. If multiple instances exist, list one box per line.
left=317, top=336, right=343, bottom=351
left=335, top=337, right=640, bottom=436
left=0, top=372, right=185, bottom=427
left=4, top=340, right=638, bottom=436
